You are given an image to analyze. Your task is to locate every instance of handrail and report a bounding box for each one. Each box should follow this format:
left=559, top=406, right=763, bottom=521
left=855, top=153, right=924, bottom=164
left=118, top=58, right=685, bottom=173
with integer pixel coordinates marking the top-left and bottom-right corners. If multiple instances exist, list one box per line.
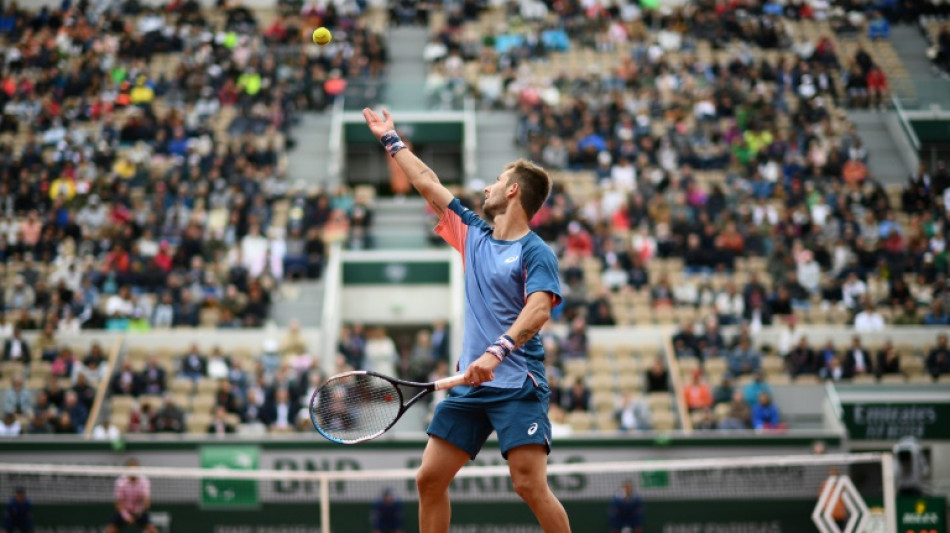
left=327, top=96, right=346, bottom=187
left=892, top=94, right=921, bottom=152
left=663, top=327, right=693, bottom=434
left=319, top=242, right=344, bottom=373
left=84, top=335, right=123, bottom=437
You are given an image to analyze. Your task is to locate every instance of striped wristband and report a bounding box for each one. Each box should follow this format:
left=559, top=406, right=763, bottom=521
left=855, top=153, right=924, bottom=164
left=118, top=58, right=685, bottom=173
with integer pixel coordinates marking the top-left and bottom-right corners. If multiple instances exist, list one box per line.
left=380, top=130, right=407, bottom=158
left=486, top=335, right=517, bottom=362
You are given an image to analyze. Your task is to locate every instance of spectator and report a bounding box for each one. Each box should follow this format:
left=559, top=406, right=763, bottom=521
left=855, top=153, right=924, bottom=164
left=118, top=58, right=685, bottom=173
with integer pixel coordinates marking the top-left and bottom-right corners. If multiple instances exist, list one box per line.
left=128, top=403, right=155, bottom=434
left=645, top=358, right=670, bottom=393
left=365, top=328, right=397, bottom=377
left=712, top=376, right=733, bottom=406
left=608, top=481, right=644, bottom=533
left=34, top=323, right=59, bottom=362
left=240, top=389, right=265, bottom=426
left=259, top=339, right=283, bottom=379
left=927, top=334, right=950, bottom=379
left=743, top=372, right=773, bottom=408
left=154, top=396, right=185, bottom=434
left=683, top=370, right=713, bottom=412
left=106, top=459, right=157, bottom=533
left=73, top=374, right=97, bottom=411
left=564, top=378, right=591, bottom=413
left=179, top=344, right=207, bottom=381
left=207, top=406, right=236, bottom=436
left=843, top=336, right=874, bottom=378
left=3, top=377, right=32, bottom=417
left=893, top=299, right=921, bottom=325
left=751, top=392, right=782, bottom=431
left=206, top=346, right=231, bottom=381
left=93, top=421, right=122, bottom=442
left=371, top=488, right=404, bottom=533
left=562, top=317, right=589, bottom=359
left=729, top=337, right=762, bottom=377
left=854, top=302, right=885, bottom=332
left=50, top=348, right=76, bottom=379
left=787, top=337, right=818, bottom=377
left=615, top=391, right=651, bottom=431
left=2, top=326, right=30, bottom=366
left=261, top=388, right=298, bottom=431
left=214, top=381, right=241, bottom=415
left=923, top=301, right=950, bottom=325
left=111, top=360, right=141, bottom=396
left=138, top=357, right=167, bottom=396
left=62, top=391, right=89, bottom=434
left=875, top=341, right=902, bottom=378
left=26, top=411, right=54, bottom=435
left=53, top=412, right=76, bottom=435
left=719, top=390, right=751, bottom=430
left=3, top=487, right=32, bottom=533
left=0, top=413, right=20, bottom=437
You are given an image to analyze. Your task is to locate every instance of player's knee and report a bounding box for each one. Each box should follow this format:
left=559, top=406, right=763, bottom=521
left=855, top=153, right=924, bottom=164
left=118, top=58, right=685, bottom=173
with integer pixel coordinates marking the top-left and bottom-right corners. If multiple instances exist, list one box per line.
left=511, top=471, right=544, bottom=503
left=416, top=467, right=449, bottom=498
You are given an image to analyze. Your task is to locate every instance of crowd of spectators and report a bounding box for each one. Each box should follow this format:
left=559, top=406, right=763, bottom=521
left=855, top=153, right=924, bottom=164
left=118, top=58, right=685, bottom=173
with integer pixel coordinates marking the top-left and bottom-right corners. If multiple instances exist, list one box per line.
left=0, top=0, right=387, bottom=335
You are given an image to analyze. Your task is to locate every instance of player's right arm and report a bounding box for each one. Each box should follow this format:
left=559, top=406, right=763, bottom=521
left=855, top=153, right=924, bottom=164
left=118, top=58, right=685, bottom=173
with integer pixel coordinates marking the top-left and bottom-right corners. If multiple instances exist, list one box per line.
left=362, top=107, right=453, bottom=216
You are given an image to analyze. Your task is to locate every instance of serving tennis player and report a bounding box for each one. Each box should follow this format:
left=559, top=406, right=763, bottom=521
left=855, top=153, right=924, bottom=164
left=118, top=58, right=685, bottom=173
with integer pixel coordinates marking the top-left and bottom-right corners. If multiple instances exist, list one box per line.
left=363, top=108, right=571, bottom=533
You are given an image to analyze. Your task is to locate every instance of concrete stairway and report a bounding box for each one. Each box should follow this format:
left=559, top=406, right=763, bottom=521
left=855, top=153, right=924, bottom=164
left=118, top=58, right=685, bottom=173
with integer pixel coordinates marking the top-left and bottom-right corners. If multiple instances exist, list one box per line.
left=370, top=197, right=433, bottom=249
left=474, top=111, right=522, bottom=182
left=269, top=281, right=324, bottom=328
left=848, top=111, right=911, bottom=185
left=888, top=25, right=950, bottom=110
left=384, top=26, right=430, bottom=110
left=286, top=112, right=334, bottom=187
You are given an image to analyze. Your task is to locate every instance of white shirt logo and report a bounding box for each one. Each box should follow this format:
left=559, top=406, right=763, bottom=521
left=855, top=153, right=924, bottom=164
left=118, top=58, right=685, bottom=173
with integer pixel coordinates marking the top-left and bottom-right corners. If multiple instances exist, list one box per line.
left=527, top=422, right=538, bottom=435
left=505, top=256, right=519, bottom=263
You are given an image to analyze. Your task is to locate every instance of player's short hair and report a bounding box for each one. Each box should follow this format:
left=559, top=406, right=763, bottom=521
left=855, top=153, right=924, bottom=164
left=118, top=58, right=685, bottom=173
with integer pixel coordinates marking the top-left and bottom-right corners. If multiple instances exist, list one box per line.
left=504, top=159, right=551, bottom=220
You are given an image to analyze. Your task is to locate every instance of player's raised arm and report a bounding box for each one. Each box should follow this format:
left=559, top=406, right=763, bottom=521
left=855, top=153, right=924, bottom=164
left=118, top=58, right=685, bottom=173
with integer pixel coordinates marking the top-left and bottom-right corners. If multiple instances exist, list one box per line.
left=362, top=107, right=454, bottom=216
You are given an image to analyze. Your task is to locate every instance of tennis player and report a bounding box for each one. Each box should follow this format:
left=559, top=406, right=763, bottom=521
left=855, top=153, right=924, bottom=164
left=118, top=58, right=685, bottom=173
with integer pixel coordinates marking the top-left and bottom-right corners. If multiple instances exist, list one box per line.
left=363, top=108, right=571, bottom=533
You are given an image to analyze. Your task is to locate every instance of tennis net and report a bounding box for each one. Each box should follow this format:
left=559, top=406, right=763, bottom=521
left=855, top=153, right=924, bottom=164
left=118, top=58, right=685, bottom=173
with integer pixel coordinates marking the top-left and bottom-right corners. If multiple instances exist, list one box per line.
left=0, top=452, right=894, bottom=533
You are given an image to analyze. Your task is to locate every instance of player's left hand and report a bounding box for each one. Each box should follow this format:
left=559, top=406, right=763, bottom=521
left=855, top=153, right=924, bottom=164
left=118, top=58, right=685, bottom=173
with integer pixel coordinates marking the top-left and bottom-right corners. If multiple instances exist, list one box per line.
left=464, top=353, right=501, bottom=386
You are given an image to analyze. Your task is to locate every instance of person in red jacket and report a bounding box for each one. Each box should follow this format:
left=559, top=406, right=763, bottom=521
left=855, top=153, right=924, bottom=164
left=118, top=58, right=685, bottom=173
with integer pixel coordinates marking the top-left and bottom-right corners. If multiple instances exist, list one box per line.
left=866, top=65, right=888, bottom=109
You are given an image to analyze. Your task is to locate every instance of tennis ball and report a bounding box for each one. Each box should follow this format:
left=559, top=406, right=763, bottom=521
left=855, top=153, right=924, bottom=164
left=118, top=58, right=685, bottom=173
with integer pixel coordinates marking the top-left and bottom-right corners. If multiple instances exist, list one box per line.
left=312, top=27, right=331, bottom=45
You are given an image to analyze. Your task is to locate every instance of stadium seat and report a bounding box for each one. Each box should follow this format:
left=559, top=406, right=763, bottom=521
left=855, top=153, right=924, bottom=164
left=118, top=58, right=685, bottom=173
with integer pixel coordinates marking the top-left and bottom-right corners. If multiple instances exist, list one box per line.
left=567, top=411, right=592, bottom=432
left=647, top=393, right=672, bottom=412
left=651, top=411, right=677, bottom=431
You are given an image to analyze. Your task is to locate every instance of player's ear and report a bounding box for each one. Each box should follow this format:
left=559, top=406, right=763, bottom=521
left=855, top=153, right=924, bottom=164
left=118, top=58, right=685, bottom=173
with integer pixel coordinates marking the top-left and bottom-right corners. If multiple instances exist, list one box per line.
left=506, top=181, right=520, bottom=199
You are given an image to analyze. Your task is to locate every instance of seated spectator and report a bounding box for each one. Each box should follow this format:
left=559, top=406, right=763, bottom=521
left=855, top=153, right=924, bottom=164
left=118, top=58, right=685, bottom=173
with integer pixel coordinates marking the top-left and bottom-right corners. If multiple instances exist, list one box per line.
left=743, top=372, right=773, bottom=408
left=719, top=390, right=751, bottom=430
left=0, top=412, right=21, bottom=436
left=43, top=378, right=65, bottom=410
left=644, top=358, right=669, bottom=393
left=179, top=344, right=208, bottom=381
left=893, top=299, right=921, bottom=325
left=207, top=406, right=236, bottom=436
left=787, top=336, right=818, bottom=377
left=694, top=408, right=718, bottom=430
left=128, top=402, right=156, bottom=434
left=564, top=378, right=590, bottom=413
left=26, top=411, right=54, bottom=435
left=111, top=360, right=141, bottom=396
left=822, top=356, right=847, bottom=382
left=672, top=321, right=699, bottom=360
left=712, top=376, right=733, bottom=406
left=615, top=391, right=650, bottom=431
left=843, top=336, right=874, bottom=378
left=53, top=412, right=76, bottom=434
left=281, top=319, right=309, bottom=356
left=3, top=377, right=32, bottom=417
left=2, top=326, right=31, bottom=366
left=34, top=324, right=59, bottom=362
left=751, top=392, right=782, bottom=431
left=259, top=339, right=283, bottom=378
left=73, top=374, right=96, bottom=411
left=261, top=388, right=298, bottom=431
left=214, top=380, right=241, bottom=415
left=923, top=301, right=950, bottom=325
left=715, top=281, right=745, bottom=325
left=92, top=420, right=121, bottom=441
left=875, top=341, right=901, bottom=378
left=729, top=338, right=762, bottom=376
left=207, top=346, right=231, bottom=381
left=62, top=391, right=88, bottom=433
left=683, top=370, right=713, bottom=412
left=562, top=317, right=589, bottom=359
left=139, top=356, right=167, bottom=396
left=927, top=334, right=950, bottom=379
left=154, top=396, right=185, bottom=433
left=854, top=302, right=885, bottom=332
left=241, top=388, right=265, bottom=425
left=50, top=348, right=76, bottom=379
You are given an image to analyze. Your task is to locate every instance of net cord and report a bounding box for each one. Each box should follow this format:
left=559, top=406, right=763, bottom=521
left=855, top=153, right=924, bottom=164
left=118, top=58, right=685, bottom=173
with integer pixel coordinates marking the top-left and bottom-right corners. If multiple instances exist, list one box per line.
left=0, top=452, right=886, bottom=482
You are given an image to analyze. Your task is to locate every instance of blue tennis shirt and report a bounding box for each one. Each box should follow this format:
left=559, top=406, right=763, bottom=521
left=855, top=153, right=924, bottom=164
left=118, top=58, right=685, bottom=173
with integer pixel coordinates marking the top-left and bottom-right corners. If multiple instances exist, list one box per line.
left=435, top=198, right=562, bottom=388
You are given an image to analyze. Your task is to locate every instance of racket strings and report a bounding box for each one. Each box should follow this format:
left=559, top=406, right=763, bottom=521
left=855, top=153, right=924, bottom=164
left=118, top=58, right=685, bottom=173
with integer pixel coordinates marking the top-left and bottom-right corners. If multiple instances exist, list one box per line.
left=311, top=374, right=402, bottom=443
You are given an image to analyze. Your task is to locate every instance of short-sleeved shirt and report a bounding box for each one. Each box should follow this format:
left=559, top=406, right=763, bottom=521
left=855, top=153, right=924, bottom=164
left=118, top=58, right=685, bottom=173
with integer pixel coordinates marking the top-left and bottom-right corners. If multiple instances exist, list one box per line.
left=435, top=198, right=561, bottom=389
left=114, top=475, right=150, bottom=514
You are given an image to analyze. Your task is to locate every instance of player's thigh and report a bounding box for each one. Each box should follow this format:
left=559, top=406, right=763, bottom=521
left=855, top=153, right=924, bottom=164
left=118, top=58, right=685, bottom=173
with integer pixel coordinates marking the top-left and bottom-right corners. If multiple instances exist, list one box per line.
left=417, top=435, right=472, bottom=489
left=426, top=397, right=493, bottom=460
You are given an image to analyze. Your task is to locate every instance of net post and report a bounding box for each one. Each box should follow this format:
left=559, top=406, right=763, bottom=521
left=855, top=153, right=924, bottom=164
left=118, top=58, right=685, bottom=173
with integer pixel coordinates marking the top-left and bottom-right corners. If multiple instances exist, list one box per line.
left=320, top=473, right=331, bottom=533
left=881, top=452, right=897, bottom=533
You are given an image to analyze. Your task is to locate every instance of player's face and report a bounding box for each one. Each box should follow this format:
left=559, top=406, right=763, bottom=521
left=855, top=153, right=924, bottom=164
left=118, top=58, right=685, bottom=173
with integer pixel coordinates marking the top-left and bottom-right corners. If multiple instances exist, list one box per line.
left=483, top=171, right=512, bottom=223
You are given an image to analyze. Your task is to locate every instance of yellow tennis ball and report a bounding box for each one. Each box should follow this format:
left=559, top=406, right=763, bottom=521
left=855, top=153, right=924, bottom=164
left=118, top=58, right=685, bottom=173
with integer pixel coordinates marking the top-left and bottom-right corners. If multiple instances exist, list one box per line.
left=312, top=27, right=331, bottom=45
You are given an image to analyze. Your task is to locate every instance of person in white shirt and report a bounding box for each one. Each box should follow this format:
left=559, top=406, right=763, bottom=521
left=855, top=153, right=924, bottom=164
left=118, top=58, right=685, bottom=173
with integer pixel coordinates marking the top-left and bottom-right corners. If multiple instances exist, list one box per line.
left=93, top=421, right=122, bottom=441
left=841, top=273, right=868, bottom=309
left=854, top=302, right=886, bottom=332
left=0, top=412, right=21, bottom=436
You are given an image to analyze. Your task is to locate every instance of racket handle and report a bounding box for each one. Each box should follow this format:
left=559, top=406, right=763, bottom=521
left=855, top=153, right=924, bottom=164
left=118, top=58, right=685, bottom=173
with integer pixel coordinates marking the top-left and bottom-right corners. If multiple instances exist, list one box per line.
left=433, top=375, right=468, bottom=391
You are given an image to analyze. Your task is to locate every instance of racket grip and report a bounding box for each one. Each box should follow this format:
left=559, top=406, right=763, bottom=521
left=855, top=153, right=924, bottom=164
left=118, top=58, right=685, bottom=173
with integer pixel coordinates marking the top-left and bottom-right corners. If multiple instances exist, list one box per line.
left=434, top=375, right=468, bottom=391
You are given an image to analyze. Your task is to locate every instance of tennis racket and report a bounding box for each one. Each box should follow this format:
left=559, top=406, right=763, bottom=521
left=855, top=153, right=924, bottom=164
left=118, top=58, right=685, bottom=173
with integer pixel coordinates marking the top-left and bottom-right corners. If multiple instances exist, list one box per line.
left=309, top=370, right=467, bottom=444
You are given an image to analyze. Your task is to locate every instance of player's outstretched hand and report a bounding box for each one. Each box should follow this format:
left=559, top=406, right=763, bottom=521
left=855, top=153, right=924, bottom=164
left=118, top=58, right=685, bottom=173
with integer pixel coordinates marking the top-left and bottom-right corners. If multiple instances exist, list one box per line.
left=362, top=107, right=395, bottom=140
left=464, top=353, right=501, bottom=386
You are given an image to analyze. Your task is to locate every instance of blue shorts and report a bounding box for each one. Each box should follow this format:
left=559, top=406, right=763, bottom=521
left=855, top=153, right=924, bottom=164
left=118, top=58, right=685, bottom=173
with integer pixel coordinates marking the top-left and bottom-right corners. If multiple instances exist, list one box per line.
left=427, top=374, right=552, bottom=460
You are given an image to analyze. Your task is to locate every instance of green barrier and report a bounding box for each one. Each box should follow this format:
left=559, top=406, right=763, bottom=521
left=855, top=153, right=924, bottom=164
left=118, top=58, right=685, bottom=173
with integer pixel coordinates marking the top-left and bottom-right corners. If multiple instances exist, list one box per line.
left=898, top=496, right=947, bottom=533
